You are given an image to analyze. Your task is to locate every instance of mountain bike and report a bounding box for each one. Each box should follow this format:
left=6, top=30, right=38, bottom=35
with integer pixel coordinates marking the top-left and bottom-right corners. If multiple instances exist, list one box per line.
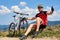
left=9, top=12, right=29, bottom=36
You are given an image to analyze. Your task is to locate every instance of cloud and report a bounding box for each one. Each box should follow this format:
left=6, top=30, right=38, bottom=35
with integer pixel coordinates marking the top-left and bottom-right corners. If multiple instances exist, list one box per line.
left=11, top=5, right=22, bottom=13
left=0, top=5, right=11, bottom=14
left=20, top=2, right=27, bottom=6
left=44, top=6, right=51, bottom=11
left=0, top=5, right=22, bottom=14
left=22, top=6, right=38, bottom=15
left=48, top=10, right=60, bottom=21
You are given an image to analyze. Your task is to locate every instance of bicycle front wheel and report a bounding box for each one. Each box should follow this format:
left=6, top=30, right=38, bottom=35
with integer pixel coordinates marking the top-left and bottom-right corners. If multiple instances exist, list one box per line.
left=9, top=22, right=16, bottom=36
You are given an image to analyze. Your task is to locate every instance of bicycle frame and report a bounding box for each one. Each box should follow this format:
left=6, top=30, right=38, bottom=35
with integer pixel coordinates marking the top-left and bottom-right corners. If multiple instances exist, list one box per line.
left=13, top=12, right=29, bottom=30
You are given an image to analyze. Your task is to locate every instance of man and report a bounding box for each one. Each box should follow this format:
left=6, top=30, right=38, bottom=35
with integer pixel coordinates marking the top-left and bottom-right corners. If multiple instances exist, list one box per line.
left=20, top=5, right=54, bottom=40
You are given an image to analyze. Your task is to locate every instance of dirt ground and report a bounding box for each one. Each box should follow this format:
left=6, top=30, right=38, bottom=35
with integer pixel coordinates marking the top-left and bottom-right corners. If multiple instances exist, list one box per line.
left=0, top=37, right=60, bottom=40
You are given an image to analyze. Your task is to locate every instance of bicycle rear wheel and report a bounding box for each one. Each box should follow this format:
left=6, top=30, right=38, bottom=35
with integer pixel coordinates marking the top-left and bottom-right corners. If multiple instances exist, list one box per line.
left=21, top=20, right=28, bottom=30
left=24, top=20, right=28, bottom=30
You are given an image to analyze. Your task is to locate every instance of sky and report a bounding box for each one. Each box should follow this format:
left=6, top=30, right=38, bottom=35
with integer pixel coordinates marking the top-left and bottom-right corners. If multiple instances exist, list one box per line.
left=0, top=0, right=60, bottom=25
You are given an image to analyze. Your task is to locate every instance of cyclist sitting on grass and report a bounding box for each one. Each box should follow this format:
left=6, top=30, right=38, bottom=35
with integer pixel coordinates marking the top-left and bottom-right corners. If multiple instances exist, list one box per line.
left=20, top=5, right=54, bottom=40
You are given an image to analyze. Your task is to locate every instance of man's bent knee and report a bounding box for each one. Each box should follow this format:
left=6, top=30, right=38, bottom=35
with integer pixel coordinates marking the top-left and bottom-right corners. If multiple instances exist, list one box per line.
left=29, top=24, right=34, bottom=28
left=36, top=17, right=42, bottom=21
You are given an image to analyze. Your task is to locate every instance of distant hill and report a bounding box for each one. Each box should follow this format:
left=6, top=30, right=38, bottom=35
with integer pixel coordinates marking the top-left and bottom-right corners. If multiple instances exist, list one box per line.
left=0, top=21, right=60, bottom=31
left=29, top=21, right=60, bottom=26
left=0, top=25, right=9, bottom=31
left=48, top=21, right=60, bottom=26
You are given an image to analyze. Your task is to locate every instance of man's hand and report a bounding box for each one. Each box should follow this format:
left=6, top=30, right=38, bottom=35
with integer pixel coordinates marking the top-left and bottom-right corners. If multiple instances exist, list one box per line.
left=51, top=6, right=54, bottom=12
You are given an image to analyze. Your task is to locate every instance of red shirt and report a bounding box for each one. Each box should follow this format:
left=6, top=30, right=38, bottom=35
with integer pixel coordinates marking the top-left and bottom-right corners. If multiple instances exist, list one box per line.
left=35, top=11, right=48, bottom=25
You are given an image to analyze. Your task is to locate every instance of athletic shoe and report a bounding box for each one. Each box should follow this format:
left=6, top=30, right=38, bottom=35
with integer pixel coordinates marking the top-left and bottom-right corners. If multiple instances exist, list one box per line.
left=32, top=31, right=39, bottom=38
left=20, top=35, right=27, bottom=40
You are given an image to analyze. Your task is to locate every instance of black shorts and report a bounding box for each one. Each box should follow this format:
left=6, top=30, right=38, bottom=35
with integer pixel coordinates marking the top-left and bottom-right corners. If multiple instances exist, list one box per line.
left=39, top=24, right=47, bottom=30
left=33, top=24, right=47, bottom=29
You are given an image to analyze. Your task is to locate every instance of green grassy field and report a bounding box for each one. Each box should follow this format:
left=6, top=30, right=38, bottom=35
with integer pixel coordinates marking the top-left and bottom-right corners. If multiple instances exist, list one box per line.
left=0, top=25, right=60, bottom=38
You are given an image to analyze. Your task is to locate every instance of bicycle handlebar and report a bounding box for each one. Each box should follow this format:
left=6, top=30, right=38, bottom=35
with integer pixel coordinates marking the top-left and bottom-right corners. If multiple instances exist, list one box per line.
left=14, top=12, right=29, bottom=16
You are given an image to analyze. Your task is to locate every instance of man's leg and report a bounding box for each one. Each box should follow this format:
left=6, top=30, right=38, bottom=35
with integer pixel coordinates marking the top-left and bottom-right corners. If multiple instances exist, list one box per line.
left=36, top=17, right=42, bottom=32
left=32, top=17, right=42, bottom=38
left=24, top=24, right=34, bottom=36
left=20, top=24, right=34, bottom=40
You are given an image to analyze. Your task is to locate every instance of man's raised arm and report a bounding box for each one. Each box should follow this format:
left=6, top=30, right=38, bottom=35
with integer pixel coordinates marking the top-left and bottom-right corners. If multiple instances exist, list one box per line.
left=47, top=6, right=54, bottom=15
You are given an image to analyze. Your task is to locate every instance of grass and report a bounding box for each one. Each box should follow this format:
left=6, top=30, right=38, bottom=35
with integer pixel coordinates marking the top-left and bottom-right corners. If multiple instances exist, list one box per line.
left=0, top=31, right=8, bottom=37
left=0, top=25, right=60, bottom=38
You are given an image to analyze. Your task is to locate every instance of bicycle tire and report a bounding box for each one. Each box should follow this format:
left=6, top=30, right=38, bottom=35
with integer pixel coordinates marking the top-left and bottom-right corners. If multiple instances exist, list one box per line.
left=9, top=22, right=16, bottom=36
left=25, top=20, right=28, bottom=30
left=21, top=20, right=28, bottom=30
